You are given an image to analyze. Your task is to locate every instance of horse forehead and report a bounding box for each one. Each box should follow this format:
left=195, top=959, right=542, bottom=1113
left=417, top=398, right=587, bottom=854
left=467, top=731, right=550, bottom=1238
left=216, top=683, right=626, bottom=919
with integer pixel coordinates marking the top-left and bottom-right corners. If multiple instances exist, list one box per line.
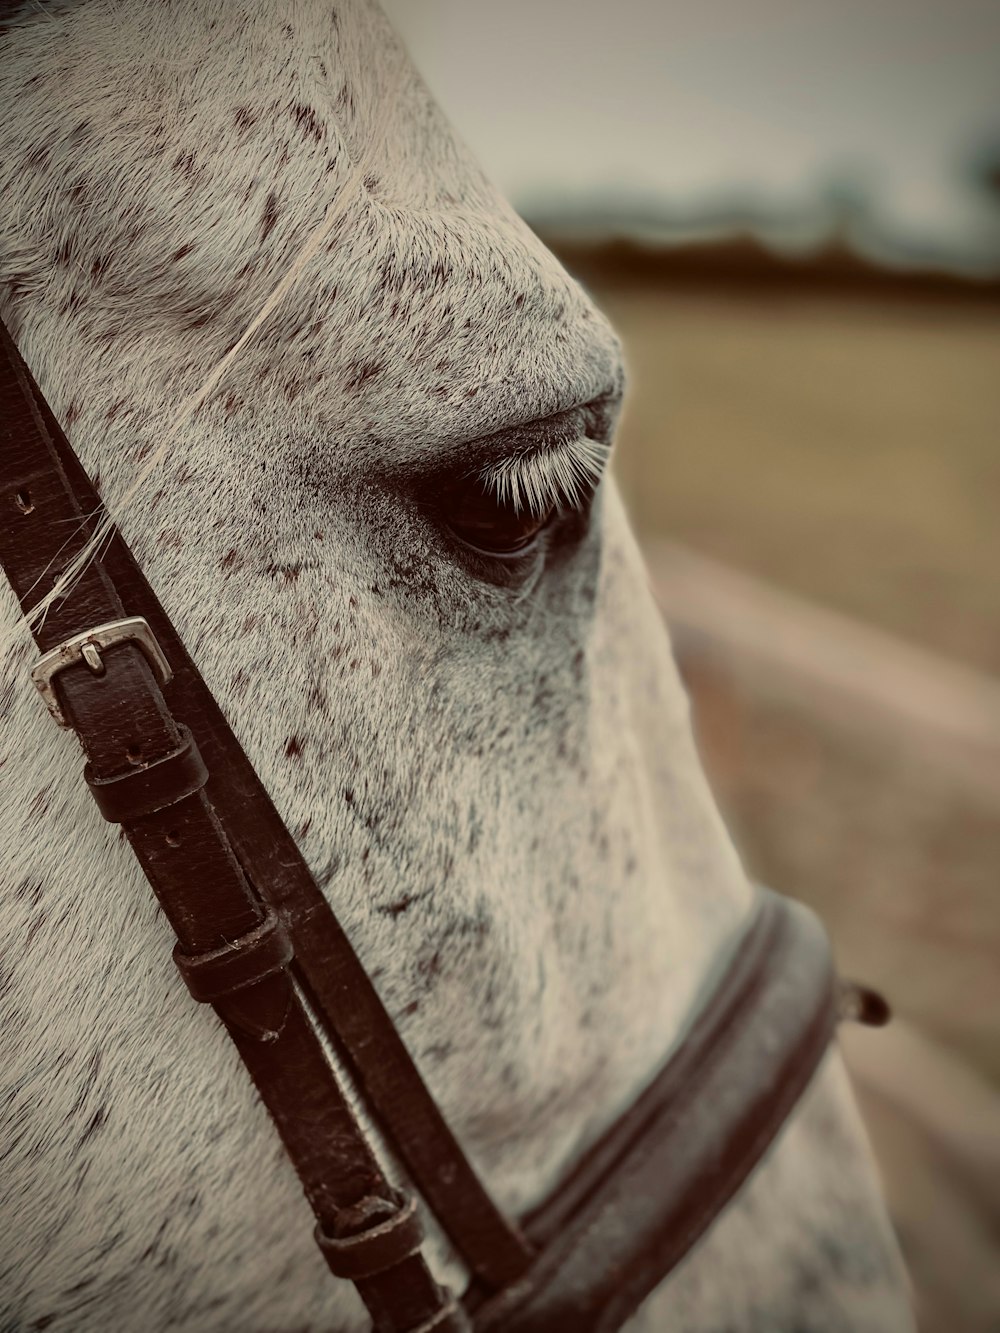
left=2, top=0, right=622, bottom=473
left=233, top=214, right=622, bottom=452
left=173, top=82, right=623, bottom=437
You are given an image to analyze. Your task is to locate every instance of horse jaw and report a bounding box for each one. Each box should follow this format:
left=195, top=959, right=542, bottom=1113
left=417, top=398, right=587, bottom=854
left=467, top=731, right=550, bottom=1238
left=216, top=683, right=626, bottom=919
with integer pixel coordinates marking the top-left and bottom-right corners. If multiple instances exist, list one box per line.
left=0, top=1, right=911, bottom=1329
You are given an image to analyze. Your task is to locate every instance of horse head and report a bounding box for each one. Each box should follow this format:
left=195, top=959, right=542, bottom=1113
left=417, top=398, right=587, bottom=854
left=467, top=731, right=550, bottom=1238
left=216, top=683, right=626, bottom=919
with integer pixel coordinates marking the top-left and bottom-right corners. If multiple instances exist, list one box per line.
left=0, top=2, right=912, bottom=1328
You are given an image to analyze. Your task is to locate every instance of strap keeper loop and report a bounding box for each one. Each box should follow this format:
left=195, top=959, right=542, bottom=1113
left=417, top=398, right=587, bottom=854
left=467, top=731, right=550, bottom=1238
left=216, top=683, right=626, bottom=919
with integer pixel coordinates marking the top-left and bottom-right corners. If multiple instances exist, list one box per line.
left=85, top=724, right=208, bottom=823
left=315, top=1191, right=425, bottom=1280
left=173, top=910, right=293, bottom=1003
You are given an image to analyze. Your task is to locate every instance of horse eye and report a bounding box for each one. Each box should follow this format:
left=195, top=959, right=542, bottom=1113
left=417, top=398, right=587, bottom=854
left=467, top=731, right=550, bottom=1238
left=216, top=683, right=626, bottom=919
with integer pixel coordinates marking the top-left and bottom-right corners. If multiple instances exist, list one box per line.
left=445, top=480, right=554, bottom=556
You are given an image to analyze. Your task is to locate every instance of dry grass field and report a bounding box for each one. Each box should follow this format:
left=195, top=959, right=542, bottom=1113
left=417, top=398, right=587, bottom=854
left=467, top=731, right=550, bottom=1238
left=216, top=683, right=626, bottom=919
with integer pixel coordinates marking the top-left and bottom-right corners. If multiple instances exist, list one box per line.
left=605, top=288, right=1000, bottom=675
left=551, top=256, right=1000, bottom=1332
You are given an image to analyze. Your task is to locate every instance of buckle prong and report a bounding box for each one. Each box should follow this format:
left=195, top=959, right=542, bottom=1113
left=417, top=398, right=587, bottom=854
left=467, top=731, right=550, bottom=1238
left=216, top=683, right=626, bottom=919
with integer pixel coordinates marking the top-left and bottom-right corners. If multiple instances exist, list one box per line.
left=81, top=642, right=105, bottom=674
left=30, top=616, right=171, bottom=728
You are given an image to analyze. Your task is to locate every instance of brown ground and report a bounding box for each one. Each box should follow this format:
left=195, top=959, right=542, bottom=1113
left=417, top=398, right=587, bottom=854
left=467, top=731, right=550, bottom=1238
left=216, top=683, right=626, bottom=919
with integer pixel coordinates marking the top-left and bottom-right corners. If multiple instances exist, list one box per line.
left=555, top=264, right=1000, bottom=1332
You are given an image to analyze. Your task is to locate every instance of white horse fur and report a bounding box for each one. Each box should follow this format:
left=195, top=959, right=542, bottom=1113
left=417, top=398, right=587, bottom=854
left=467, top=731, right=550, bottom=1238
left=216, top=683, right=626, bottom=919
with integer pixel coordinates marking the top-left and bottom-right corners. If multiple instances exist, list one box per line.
left=0, top=2, right=914, bottom=1329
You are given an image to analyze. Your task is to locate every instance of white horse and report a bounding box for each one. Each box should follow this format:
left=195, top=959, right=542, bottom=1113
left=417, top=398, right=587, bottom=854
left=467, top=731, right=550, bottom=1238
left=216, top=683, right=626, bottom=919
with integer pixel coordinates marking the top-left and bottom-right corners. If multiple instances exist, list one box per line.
left=0, top=2, right=914, bottom=1329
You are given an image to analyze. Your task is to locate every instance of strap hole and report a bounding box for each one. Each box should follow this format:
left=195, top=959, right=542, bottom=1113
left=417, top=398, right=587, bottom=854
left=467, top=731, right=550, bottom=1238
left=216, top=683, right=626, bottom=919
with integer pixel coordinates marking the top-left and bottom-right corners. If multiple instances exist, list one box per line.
left=125, top=745, right=143, bottom=764
left=165, top=830, right=181, bottom=848
left=15, top=489, right=34, bottom=515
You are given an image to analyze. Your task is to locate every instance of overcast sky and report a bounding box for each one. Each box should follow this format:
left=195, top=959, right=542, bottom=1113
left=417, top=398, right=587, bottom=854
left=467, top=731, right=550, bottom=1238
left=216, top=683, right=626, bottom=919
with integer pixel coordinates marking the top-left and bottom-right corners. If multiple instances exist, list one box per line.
left=383, top=0, right=1000, bottom=270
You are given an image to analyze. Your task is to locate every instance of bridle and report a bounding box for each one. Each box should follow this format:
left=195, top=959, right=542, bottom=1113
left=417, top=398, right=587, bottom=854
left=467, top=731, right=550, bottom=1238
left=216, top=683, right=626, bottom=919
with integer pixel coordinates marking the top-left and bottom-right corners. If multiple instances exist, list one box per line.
left=0, top=316, right=886, bottom=1332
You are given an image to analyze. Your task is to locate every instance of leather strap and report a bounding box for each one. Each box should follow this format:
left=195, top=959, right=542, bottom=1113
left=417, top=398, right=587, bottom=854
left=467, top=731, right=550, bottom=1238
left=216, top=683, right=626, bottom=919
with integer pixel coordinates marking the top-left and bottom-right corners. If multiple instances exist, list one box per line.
left=466, top=888, right=840, bottom=1331
left=85, top=723, right=209, bottom=821
left=174, top=909, right=295, bottom=1003
left=0, top=319, right=476, bottom=1333
left=317, top=1192, right=426, bottom=1280
left=0, top=317, right=531, bottom=1295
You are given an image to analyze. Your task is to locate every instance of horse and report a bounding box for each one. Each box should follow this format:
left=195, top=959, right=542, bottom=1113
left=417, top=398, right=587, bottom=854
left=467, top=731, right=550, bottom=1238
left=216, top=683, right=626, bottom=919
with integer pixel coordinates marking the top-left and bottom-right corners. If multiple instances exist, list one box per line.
left=0, top=1, right=915, bottom=1328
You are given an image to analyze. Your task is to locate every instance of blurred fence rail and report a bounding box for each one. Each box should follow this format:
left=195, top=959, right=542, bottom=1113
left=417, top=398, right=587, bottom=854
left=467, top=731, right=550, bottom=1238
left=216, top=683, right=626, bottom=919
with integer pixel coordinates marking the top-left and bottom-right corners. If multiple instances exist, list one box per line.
left=645, top=539, right=1000, bottom=796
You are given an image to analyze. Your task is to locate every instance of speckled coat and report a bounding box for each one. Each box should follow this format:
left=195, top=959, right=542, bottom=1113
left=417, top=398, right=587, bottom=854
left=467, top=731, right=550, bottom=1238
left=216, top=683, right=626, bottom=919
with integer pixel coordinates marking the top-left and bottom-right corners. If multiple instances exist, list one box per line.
left=0, top=2, right=913, bottom=1329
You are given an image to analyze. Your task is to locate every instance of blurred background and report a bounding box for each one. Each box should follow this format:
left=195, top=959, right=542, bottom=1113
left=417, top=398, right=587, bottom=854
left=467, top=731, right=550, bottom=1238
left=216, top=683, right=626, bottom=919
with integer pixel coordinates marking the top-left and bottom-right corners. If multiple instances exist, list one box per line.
left=385, top=3, right=1000, bottom=1328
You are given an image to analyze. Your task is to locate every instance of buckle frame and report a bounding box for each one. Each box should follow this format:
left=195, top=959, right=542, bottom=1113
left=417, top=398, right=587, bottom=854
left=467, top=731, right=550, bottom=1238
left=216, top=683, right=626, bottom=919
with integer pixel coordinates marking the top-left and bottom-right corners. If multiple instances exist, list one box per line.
left=30, top=616, right=172, bottom=728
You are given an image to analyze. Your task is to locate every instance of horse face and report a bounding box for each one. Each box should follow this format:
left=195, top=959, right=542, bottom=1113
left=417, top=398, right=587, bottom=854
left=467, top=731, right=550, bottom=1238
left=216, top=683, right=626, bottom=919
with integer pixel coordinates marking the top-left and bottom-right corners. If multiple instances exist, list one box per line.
left=3, top=0, right=752, bottom=1196
left=1, top=3, right=849, bottom=1328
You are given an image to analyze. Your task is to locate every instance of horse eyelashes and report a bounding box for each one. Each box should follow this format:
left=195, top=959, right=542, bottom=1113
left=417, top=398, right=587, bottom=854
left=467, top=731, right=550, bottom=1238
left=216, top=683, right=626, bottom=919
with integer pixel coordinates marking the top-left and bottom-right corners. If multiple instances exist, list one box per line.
left=479, top=436, right=610, bottom=518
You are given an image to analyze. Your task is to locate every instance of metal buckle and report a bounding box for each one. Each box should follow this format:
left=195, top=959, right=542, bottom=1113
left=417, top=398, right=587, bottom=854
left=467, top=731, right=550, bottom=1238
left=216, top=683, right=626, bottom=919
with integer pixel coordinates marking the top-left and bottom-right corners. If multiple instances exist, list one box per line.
left=30, top=616, right=172, bottom=729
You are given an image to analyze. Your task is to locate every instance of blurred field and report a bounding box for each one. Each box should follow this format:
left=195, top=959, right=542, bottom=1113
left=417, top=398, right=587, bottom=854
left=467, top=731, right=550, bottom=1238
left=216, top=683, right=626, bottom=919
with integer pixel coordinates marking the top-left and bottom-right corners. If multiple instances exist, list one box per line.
left=605, top=288, right=1000, bottom=675
left=550, top=249, right=1000, bottom=1332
